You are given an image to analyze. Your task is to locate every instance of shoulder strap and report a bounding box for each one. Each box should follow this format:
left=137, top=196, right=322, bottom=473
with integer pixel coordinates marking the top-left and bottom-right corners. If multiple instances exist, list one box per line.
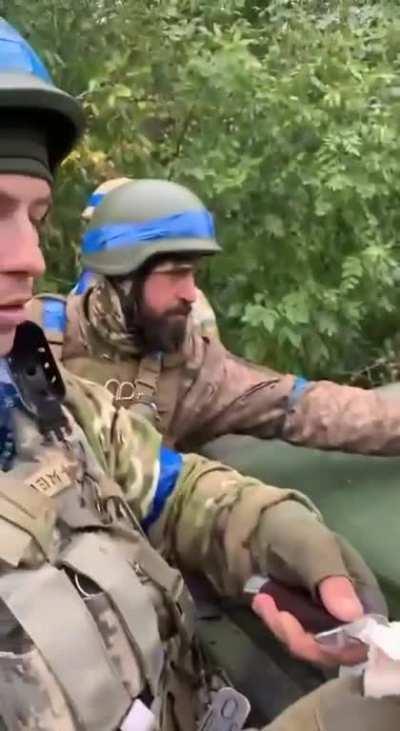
left=27, top=294, right=67, bottom=361
left=134, top=353, right=163, bottom=406
left=113, top=353, right=163, bottom=425
left=155, top=363, right=183, bottom=447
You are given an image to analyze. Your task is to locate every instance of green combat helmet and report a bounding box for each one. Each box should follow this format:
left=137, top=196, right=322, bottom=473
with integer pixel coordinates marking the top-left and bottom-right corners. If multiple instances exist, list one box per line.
left=70, top=178, right=132, bottom=295
left=81, top=177, right=131, bottom=222
left=0, top=17, right=84, bottom=173
left=81, top=178, right=221, bottom=276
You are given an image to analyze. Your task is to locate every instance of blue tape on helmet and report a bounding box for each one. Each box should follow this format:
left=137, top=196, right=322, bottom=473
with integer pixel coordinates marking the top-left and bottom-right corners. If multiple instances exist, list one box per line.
left=70, top=270, right=95, bottom=296
left=42, top=297, right=67, bottom=333
left=82, top=210, right=215, bottom=255
left=0, top=20, right=51, bottom=82
left=86, top=192, right=104, bottom=208
left=141, top=446, right=183, bottom=532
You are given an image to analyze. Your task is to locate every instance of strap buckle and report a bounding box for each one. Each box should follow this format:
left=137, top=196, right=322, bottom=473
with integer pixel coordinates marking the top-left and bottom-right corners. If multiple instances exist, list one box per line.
left=198, top=687, right=250, bottom=731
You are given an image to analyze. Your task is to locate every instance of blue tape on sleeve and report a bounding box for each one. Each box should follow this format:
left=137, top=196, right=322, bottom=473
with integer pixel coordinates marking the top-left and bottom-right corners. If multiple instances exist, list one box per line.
left=82, top=209, right=215, bottom=254
left=0, top=20, right=51, bottom=81
left=142, top=446, right=183, bottom=531
left=289, top=376, right=310, bottom=407
left=42, top=298, right=67, bottom=333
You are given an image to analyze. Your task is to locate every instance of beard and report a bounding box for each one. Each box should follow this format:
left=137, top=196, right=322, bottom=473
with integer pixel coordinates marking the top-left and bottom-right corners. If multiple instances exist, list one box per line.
left=135, top=299, right=191, bottom=353
left=110, top=274, right=191, bottom=354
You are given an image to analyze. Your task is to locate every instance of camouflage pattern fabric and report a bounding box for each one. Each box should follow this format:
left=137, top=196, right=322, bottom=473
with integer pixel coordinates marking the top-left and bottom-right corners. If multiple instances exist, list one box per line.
left=73, top=276, right=218, bottom=356
left=63, top=369, right=383, bottom=602
left=54, top=277, right=400, bottom=455
left=0, top=350, right=320, bottom=730
left=262, top=674, right=400, bottom=731
left=82, top=276, right=137, bottom=356
left=0, top=646, right=75, bottom=731
left=0, top=328, right=387, bottom=729
left=191, top=289, right=219, bottom=340
left=62, top=367, right=318, bottom=595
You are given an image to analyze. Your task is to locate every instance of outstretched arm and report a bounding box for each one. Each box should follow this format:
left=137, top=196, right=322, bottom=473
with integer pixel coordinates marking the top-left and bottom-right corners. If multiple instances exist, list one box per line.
left=179, top=337, right=400, bottom=455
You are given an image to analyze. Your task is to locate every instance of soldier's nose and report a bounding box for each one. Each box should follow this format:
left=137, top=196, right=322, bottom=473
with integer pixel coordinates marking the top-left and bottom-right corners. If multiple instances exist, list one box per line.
left=177, top=272, right=197, bottom=304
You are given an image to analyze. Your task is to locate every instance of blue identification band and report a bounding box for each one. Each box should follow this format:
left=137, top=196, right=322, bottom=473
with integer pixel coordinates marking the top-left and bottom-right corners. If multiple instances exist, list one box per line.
left=82, top=209, right=215, bottom=255
left=142, top=447, right=183, bottom=532
left=71, top=270, right=95, bottom=296
left=288, top=376, right=310, bottom=408
left=86, top=192, right=105, bottom=208
left=42, top=297, right=67, bottom=334
left=0, top=20, right=51, bottom=82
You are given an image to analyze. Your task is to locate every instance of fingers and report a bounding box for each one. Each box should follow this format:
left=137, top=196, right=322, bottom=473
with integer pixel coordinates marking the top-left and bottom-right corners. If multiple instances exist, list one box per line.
left=252, top=594, right=325, bottom=665
left=252, top=592, right=367, bottom=668
left=335, top=535, right=388, bottom=616
left=320, top=640, right=367, bottom=667
left=319, top=576, right=363, bottom=622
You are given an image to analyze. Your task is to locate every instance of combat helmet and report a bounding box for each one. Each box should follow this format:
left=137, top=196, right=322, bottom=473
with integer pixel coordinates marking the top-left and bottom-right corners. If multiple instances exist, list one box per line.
left=0, top=18, right=84, bottom=172
left=71, top=178, right=133, bottom=294
left=81, top=177, right=131, bottom=221
left=81, top=178, right=221, bottom=276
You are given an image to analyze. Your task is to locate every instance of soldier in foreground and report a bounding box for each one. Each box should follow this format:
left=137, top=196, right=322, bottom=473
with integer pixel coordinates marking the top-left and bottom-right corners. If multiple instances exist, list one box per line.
left=33, top=176, right=400, bottom=455
left=0, top=18, right=391, bottom=731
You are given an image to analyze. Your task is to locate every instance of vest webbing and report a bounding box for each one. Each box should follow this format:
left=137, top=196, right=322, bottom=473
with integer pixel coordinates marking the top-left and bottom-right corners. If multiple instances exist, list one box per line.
left=0, top=414, right=198, bottom=730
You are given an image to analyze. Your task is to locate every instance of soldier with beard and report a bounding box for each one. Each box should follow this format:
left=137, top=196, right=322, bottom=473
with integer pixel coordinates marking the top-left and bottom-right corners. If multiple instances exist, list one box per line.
left=31, top=177, right=400, bottom=454
left=74, top=177, right=219, bottom=340
left=1, top=18, right=388, bottom=730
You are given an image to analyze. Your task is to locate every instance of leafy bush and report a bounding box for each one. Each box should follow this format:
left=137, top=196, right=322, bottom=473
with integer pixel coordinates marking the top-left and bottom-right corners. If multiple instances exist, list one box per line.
left=4, top=0, right=400, bottom=382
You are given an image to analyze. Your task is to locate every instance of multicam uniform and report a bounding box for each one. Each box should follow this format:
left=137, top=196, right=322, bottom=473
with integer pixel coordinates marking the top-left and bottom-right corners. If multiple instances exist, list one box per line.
left=1, top=20, right=395, bottom=731
left=3, top=322, right=390, bottom=731
left=0, top=320, right=319, bottom=731
left=31, top=276, right=400, bottom=454
left=264, top=674, right=400, bottom=731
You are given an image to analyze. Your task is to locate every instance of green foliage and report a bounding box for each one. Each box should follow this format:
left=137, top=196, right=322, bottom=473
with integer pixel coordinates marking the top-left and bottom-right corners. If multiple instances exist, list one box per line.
left=4, top=0, right=400, bottom=381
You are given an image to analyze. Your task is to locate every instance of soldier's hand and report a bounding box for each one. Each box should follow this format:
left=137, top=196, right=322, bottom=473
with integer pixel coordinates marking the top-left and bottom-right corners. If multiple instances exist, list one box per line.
left=252, top=576, right=367, bottom=666
left=249, top=501, right=387, bottom=667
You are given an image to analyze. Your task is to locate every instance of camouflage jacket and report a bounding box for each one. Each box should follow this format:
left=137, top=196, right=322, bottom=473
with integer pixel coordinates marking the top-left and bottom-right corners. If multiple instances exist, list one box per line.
left=0, top=326, right=320, bottom=730
left=29, top=359, right=313, bottom=596
left=28, top=278, right=400, bottom=454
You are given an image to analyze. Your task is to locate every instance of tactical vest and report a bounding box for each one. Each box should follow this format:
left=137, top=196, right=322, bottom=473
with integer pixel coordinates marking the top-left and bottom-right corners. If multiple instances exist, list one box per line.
left=0, top=406, right=201, bottom=730
left=29, top=294, right=185, bottom=438
left=68, top=354, right=186, bottom=445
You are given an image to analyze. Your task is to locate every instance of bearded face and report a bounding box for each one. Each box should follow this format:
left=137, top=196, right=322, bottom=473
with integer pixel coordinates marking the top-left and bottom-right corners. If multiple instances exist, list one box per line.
left=110, top=256, right=198, bottom=353
left=135, top=295, right=191, bottom=353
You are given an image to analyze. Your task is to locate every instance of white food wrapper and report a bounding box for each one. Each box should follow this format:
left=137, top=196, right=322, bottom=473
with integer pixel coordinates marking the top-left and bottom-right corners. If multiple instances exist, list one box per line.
left=329, top=614, right=400, bottom=698
left=356, top=619, right=400, bottom=698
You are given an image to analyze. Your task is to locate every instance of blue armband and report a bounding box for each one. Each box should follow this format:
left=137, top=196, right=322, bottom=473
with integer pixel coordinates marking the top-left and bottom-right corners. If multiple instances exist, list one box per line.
left=41, top=297, right=67, bottom=334
left=288, top=376, right=310, bottom=407
left=142, top=447, right=183, bottom=531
